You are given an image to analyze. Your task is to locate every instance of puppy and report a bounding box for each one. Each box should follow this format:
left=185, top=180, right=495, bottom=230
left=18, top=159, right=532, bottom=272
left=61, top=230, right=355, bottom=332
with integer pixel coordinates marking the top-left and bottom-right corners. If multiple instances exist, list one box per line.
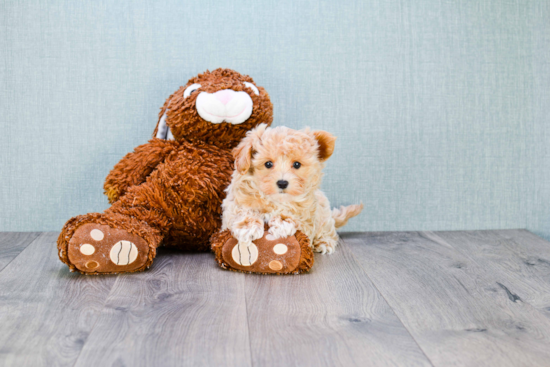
left=221, top=124, right=363, bottom=254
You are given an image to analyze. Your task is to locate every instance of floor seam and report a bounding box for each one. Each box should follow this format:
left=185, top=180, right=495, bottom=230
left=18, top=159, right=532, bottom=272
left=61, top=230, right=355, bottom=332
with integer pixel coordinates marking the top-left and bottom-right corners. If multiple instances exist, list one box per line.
left=340, top=236, right=437, bottom=367
left=0, top=232, right=43, bottom=275
left=70, top=273, right=121, bottom=367
left=243, top=274, right=255, bottom=367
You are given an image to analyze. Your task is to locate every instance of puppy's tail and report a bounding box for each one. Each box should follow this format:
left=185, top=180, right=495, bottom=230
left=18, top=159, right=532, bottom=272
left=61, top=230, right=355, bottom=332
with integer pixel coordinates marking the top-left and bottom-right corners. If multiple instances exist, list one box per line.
left=332, top=203, right=364, bottom=229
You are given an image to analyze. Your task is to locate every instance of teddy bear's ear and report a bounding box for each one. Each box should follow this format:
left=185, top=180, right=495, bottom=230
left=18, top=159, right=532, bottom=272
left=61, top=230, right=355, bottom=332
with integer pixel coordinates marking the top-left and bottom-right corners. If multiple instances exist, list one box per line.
left=233, top=123, right=268, bottom=173
left=153, top=95, right=177, bottom=140
left=154, top=108, right=175, bottom=140
left=313, top=130, right=337, bottom=161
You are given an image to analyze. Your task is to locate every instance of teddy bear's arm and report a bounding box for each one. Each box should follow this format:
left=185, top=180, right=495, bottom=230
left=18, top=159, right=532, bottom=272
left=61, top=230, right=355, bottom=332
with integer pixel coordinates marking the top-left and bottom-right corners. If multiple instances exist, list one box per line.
left=103, top=138, right=177, bottom=203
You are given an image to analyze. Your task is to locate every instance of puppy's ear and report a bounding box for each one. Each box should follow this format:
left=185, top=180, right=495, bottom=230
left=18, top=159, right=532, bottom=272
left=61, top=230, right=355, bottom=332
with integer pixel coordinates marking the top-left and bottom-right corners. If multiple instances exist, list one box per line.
left=233, top=123, right=267, bottom=173
left=313, top=130, right=337, bottom=161
left=233, top=139, right=253, bottom=174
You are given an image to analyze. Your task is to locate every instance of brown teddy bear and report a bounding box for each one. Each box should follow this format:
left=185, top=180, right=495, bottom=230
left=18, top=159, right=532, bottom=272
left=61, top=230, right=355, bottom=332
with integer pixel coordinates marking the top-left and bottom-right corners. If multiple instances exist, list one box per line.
left=57, top=68, right=274, bottom=274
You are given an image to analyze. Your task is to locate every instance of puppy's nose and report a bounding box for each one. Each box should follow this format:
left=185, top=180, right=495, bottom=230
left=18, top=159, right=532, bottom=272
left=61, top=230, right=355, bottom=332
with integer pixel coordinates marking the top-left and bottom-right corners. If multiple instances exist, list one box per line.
left=213, top=89, right=234, bottom=105
left=277, top=180, right=289, bottom=189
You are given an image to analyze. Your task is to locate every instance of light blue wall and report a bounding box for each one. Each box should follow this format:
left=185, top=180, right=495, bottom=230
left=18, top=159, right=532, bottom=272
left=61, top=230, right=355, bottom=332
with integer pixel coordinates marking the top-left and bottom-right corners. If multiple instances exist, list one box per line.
left=1, top=1, right=549, bottom=239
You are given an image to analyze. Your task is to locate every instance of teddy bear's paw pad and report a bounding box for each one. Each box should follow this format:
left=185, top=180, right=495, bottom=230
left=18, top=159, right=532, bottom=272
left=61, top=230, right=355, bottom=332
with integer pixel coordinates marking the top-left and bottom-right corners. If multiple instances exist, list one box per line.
left=222, top=233, right=302, bottom=274
left=232, top=242, right=259, bottom=266
left=67, top=223, right=150, bottom=273
left=110, top=241, right=139, bottom=265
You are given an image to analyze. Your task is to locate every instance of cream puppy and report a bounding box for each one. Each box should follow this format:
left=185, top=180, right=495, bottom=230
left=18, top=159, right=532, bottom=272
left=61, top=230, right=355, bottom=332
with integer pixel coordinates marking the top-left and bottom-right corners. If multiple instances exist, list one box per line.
left=221, top=124, right=363, bottom=254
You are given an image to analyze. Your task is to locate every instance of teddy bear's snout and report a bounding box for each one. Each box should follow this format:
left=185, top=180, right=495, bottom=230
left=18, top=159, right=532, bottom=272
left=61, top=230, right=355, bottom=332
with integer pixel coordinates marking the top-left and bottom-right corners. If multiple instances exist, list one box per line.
left=196, top=89, right=253, bottom=125
left=213, top=90, right=235, bottom=105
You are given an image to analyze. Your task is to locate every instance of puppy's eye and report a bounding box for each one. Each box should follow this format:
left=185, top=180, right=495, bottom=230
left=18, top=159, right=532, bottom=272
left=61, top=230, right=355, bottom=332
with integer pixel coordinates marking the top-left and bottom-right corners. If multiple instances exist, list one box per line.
left=183, top=83, right=201, bottom=98
left=265, top=161, right=273, bottom=169
left=293, top=162, right=301, bottom=169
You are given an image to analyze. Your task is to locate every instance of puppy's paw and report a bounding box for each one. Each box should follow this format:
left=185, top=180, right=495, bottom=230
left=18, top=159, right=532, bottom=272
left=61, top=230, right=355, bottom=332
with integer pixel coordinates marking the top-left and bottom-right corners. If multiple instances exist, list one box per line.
left=313, top=241, right=337, bottom=254
left=267, top=217, right=297, bottom=240
left=232, top=217, right=264, bottom=245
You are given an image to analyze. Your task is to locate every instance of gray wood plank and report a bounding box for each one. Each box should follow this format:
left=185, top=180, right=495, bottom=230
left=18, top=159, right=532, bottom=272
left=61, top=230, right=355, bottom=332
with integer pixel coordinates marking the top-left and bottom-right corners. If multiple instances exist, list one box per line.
left=73, top=249, right=252, bottom=367
left=0, top=232, right=40, bottom=272
left=244, top=241, right=433, bottom=367
left=343, top=231, right=550, bottom=367
left=0, top=232, right=117, bottom=367
left=426, top=230, right=550, bottom=315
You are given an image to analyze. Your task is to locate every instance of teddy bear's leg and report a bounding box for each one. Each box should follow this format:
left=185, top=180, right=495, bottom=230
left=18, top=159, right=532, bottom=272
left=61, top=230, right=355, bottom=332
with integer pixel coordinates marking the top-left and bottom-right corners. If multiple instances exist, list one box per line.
left=58, top=210, right=163, bottom=274
left=58, top=180, right=174, bottom=274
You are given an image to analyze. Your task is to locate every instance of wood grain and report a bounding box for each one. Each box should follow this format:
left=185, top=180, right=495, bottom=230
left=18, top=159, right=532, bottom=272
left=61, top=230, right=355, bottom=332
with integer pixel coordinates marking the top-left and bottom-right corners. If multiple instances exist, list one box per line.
left=4, top=230, right=550, bottom=367
left=244, top=241, right=433, bottom=367
left=0, top=232, right=40, bottom=272
left=0, top=232, right=116, bottom=367
left=73, top=248, right=252, bottom=367
left=427, top=230, right=550, bottom=315
left=343, top=231, right=550, bottom=367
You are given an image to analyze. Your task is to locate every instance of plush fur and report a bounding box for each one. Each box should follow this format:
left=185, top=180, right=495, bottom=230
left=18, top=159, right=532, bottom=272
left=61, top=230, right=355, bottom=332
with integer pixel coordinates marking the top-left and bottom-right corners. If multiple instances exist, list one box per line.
left=221, top=124, right=363, bottom=254
left=58, top=69, right=273, bottom=274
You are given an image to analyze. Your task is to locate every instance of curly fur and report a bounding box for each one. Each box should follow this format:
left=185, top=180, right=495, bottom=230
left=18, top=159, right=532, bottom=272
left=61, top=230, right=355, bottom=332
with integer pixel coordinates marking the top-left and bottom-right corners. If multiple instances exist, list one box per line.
left=58, top=68, right=273, bottom=273
left=222, top=125, right=363, bottom=254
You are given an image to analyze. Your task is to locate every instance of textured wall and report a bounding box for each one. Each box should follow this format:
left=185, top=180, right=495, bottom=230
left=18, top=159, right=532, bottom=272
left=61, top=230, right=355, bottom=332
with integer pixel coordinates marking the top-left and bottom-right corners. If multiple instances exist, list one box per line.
left=1, top=1, right=549, bottom=239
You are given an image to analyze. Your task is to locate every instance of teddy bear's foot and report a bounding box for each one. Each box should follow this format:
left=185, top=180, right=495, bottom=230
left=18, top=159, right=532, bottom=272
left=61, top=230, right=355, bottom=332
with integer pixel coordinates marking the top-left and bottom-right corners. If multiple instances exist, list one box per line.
left=65, top=222, right=154, bottom=274
left=211, top=228, right=314, bottom=275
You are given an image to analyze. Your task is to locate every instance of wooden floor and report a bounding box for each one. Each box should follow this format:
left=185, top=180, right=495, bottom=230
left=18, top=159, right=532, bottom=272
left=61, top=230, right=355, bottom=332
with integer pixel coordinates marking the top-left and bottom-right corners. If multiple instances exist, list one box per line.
left=1, top=230, right=550, bottom=366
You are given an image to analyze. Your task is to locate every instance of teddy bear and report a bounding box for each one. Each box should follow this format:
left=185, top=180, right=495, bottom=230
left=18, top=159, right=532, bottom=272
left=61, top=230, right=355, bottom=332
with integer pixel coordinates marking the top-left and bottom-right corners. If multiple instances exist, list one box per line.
left=57, top=68, right=274, bottom=274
